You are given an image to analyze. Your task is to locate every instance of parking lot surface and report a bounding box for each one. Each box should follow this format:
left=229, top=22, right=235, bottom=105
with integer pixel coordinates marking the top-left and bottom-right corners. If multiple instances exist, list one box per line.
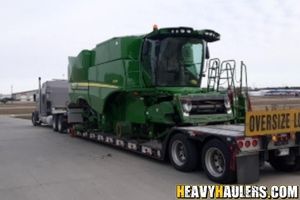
left=0, top=116, right=299, bottom=200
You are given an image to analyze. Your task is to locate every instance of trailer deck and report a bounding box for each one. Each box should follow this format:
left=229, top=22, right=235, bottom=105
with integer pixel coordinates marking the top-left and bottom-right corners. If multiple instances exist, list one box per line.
left=178, top=124, right=245, bottom=137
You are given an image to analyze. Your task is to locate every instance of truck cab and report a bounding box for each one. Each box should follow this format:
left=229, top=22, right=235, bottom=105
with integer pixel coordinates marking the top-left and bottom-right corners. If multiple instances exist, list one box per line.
left=32, top=79, right=69, bottom=132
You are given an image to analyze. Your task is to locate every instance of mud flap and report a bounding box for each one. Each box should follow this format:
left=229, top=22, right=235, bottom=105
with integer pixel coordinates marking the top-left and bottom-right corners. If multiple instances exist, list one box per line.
left=67, top=108, right=83, bottom=123
left=236, top=153, right=259, bottom=184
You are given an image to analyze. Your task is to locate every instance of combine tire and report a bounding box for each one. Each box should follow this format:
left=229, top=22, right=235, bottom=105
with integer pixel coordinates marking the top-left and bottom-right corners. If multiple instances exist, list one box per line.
left=202, top=139, right=236, bottom=183
left=168, top=134, right=199, bottom=172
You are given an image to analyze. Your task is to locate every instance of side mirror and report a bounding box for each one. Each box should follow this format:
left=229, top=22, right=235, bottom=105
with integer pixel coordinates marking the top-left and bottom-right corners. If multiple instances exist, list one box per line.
left=33, top=94, right=36, bottom=102
left=205, top=45, right=210, bottom=59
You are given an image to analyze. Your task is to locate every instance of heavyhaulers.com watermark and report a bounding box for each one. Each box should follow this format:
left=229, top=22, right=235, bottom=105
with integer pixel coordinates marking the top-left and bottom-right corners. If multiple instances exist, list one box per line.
left=176, top=185, right=299, bottom=199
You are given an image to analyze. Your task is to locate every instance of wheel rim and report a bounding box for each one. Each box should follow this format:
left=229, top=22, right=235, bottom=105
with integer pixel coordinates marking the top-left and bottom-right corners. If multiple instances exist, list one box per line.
left=205, top=147, right=225, bottom=178
left=171, top=140, right=187, bottom=166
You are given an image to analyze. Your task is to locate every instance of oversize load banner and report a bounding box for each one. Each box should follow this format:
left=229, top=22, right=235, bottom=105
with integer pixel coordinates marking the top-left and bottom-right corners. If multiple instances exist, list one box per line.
left=245, top=109, right=300, bottom=136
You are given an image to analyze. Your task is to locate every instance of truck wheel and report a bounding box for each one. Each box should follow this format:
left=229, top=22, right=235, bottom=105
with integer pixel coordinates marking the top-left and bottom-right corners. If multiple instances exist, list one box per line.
left=57, top=115, right=66, bottom=133
left=269, top=152, right=300, bottom=172
left=202, top=139, right=236, bottom=183
left=168, top=134, right=199, bottom=172
left=52, top=115, right=58, bottom=132
left=32, top=112, right=40, bottom=126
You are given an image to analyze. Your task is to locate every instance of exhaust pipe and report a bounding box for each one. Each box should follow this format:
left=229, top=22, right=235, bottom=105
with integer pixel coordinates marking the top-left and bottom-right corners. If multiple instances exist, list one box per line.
left=38, top=77, right=42, bottom=116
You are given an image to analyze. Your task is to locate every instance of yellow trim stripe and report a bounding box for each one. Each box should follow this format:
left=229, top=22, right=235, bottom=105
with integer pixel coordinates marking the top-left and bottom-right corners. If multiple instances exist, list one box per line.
left=71, top=82, right=119, bottom=89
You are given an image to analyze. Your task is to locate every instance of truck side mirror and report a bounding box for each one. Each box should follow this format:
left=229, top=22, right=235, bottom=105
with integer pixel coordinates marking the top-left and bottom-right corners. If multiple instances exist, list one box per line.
left=33, top=94, right=36, bottom=102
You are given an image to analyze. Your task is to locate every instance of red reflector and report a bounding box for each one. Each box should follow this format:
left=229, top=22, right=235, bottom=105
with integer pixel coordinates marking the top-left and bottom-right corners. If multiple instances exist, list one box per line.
left=238, top=141, right=243, bottom=148
left=252, top=139, right=258, bottom=147
left=245, top=140, right=251, bottom=148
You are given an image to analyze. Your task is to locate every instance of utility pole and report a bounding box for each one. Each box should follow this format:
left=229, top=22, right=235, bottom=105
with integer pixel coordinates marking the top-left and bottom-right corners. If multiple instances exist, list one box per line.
left=10, top=85, right=13, bottom=103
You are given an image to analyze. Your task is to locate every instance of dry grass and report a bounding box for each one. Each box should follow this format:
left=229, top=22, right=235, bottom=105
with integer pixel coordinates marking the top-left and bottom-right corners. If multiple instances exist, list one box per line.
left=250, top=96, right=300, bottom=111
left=0, top=101, right=35, bottom=116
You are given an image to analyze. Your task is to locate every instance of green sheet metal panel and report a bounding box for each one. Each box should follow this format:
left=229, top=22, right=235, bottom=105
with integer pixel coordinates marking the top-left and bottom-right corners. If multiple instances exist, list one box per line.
left=125, top=94, right=146, bottom=123
left=94, top=36, right=142, bottom=65
left=96, top=60, right=125, bottom=88
left=68, top=50, right=95, bottom=82
left=124, top=60, right=141, bottom=88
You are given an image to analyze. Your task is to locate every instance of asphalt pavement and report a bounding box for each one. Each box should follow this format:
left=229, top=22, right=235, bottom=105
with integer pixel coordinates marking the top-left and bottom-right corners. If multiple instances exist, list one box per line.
left=0, top=116, right=299, bottom=200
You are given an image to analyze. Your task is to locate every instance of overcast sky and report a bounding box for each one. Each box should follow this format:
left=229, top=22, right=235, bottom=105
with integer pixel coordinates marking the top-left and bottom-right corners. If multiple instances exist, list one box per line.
left=0, top=0, right=299, bottom=94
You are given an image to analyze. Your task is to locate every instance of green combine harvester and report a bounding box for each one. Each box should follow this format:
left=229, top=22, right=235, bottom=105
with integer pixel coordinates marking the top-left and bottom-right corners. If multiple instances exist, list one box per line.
left=64, top=26, right=300, bottom=183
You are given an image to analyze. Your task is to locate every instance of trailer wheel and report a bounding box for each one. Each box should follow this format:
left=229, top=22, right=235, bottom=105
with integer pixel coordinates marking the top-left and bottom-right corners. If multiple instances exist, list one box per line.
left=52, top=115, right=58, bottom=132
left=168, top=134, right=199, bottom=172
left=202, top=139, right=236, bottom=183
left=57, top=115, right=66, bottom=133
left=269, top=152, right=300, bottom=172
left=31, top=112, right=40, bottom=126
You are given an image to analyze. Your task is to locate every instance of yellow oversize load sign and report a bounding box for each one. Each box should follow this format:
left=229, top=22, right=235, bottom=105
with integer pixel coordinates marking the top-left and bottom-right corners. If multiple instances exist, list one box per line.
left=245, top=109, right=300, bottom=136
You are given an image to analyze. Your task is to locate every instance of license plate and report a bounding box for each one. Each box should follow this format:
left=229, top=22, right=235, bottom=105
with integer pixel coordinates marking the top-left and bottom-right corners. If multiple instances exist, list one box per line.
left=278, top=148, right=289, bottom=156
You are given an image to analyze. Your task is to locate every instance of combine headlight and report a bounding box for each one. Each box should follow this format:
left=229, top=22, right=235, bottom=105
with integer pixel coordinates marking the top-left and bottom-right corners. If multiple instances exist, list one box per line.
left=182, top=101, right=192, bottom=113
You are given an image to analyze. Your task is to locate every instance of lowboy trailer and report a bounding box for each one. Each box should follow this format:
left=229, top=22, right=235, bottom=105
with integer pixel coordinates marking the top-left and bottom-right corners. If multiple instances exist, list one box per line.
left=70, top=116, right=300, bottom=184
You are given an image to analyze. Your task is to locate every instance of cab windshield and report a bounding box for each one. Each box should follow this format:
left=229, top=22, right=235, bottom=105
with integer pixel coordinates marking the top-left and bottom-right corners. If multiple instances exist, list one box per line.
left=142, top=37, right=204, bottom=87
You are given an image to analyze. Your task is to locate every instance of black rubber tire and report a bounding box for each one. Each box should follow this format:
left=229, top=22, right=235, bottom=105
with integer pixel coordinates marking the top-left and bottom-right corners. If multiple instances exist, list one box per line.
left=32, top=112, right=40, bottom=126
left=57, top=115, right=66, bottom=134
left=168, top=133, right=199, bottom=172
left=269, top=151, right=300, bottom=172
left=202, top=139, right=236, bottom=184
left=32, top=112, right=37, bottom=126
left=52, top=115, right=58, bottom=132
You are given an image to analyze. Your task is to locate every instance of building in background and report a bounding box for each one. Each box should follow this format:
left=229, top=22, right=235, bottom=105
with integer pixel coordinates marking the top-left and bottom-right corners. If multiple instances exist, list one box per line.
left=12, top=90, right=37, bottom=102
